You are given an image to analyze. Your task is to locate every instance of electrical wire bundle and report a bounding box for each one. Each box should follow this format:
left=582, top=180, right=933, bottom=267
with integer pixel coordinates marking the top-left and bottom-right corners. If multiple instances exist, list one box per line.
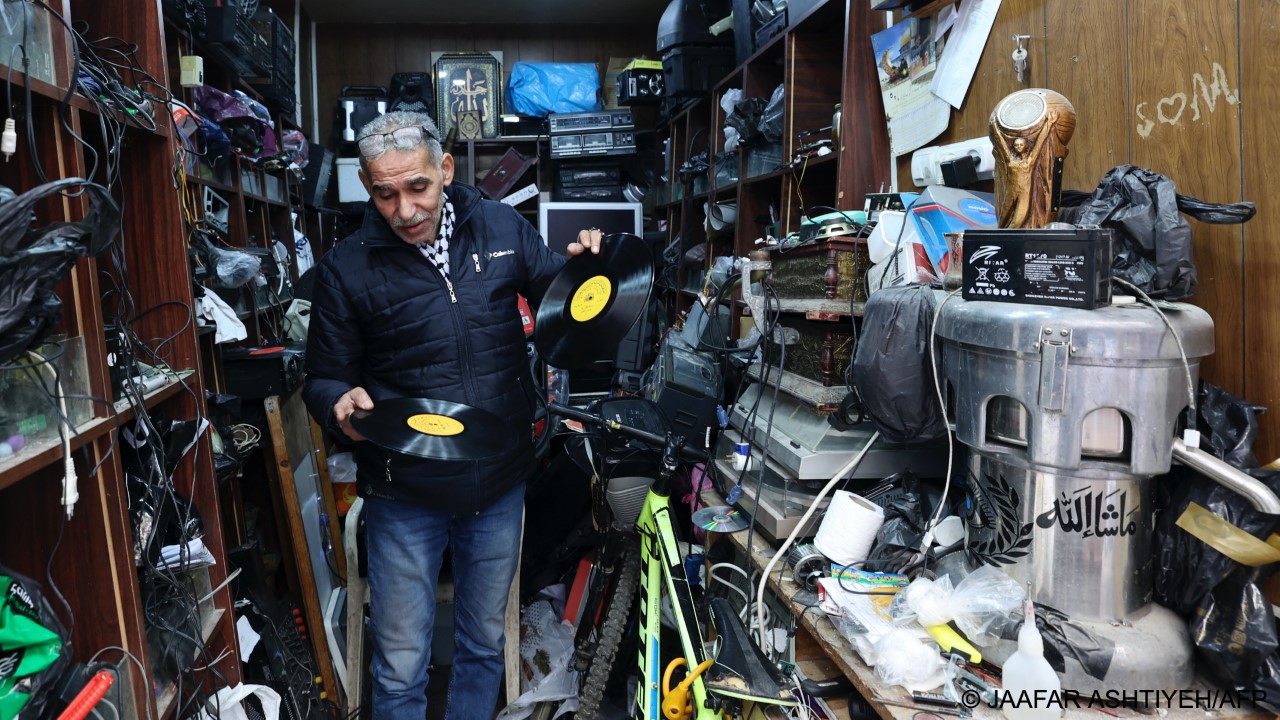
left=3, top=5, right=235, bottom=714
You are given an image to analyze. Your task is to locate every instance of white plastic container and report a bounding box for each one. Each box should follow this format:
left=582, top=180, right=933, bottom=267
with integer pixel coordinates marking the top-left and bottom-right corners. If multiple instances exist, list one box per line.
left=1001, top=601, right=1062, bottom=720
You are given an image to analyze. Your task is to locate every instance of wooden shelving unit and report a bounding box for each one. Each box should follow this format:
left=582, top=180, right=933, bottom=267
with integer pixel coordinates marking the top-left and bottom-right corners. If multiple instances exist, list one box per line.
left=0, top=1, right=330, bottom=717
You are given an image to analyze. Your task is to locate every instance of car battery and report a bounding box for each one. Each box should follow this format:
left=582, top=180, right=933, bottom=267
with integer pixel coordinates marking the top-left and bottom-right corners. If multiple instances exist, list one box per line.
left=962, top=227, right=1115, bottom=309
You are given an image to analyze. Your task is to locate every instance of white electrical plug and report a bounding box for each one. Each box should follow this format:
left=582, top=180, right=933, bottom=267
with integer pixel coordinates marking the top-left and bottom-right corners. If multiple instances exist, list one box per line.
left=2, top=119, right=17, bottom=161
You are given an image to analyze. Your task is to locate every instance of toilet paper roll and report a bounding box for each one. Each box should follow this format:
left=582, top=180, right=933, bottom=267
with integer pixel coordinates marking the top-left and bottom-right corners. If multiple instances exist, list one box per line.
left=813, top=491, right=885, bottom=566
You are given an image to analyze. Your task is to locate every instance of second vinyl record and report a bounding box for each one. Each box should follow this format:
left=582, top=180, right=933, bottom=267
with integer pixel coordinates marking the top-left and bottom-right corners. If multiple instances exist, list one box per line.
left=535, top=233, right=654, bottom=369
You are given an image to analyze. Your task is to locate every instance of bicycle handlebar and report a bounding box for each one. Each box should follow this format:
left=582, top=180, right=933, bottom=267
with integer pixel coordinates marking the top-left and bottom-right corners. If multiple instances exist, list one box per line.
left=547, top=402, right=711, bottom=465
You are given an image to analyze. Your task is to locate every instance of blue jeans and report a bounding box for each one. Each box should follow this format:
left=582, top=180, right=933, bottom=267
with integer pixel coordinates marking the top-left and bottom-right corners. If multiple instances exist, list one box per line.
left=365, top=483, right=524, bottom=720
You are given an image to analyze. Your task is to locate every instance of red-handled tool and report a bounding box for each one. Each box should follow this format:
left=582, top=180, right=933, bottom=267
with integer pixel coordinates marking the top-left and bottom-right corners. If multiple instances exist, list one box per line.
left=57, top=670, right=115, bottom=720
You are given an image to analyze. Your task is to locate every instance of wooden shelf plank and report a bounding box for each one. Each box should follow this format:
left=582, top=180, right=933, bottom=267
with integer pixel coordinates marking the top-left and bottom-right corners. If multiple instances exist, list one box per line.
left=745, top=363, right=848, bottom=411
left=743, top=297, right=864, bottom=320
left=0, top=377, right=188, bottom=491
left=707, top=487, right=1271, bottom=720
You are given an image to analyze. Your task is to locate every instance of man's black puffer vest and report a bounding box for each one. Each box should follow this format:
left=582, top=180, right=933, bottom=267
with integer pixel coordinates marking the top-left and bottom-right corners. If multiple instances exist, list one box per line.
left=304, top=182, right=565, bottom=513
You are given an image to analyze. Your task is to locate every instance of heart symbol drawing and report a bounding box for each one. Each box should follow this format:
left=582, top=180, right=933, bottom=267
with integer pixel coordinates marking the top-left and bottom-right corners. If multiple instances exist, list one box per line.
left=1157, top=92, right=1188, bottom=125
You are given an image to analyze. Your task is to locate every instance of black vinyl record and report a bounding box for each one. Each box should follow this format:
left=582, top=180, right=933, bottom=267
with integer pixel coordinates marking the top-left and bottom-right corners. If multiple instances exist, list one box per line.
left=350, top=398, right=510, bottom=460
left=535, top=233, right=654, bottom=369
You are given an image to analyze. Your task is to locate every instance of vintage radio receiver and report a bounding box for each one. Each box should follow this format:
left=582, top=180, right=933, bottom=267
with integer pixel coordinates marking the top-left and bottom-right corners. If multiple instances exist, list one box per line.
left=548, top=109, right=634, bottom=135
left=550, top=131, right=637, bottom=159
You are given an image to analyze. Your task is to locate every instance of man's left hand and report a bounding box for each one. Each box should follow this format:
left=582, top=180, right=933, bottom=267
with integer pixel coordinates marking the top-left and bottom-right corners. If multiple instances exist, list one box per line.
left=566, top=228, right=604, bottom=257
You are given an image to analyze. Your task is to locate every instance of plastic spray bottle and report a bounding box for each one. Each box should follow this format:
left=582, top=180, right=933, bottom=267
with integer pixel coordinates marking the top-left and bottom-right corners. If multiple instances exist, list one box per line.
left=1000, top=598, right=1061, bottom=720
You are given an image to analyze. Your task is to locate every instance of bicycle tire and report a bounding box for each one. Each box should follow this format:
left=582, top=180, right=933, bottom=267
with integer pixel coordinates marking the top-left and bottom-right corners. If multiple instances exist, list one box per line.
left=577, top=537, right=641, bottom=720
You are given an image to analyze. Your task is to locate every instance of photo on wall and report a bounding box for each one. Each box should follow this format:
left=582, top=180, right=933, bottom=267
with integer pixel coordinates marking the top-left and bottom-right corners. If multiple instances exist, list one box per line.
left=432, top=52, right=503, bottom=139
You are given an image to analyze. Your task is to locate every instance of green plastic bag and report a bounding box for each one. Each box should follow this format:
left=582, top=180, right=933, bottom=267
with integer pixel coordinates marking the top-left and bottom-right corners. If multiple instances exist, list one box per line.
left=0, top=567, right=67, bottom=720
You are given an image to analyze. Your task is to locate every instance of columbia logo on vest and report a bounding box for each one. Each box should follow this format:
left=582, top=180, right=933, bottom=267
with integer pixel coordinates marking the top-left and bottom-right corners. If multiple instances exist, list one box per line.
left=487, top=249, right=514, bottom=259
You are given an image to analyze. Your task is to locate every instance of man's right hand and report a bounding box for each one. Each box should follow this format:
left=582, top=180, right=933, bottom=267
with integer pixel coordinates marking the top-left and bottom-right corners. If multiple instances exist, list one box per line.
left=335, top=387, right=375, bottom=442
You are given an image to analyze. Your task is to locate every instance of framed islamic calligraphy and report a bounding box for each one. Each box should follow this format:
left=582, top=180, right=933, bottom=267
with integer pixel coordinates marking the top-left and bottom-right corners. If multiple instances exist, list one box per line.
left=433, top=52, right=502, bottom=139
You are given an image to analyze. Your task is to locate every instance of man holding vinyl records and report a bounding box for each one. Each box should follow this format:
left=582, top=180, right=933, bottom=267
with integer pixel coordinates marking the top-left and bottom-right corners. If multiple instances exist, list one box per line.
left=303, top=110, right=602, bottom=720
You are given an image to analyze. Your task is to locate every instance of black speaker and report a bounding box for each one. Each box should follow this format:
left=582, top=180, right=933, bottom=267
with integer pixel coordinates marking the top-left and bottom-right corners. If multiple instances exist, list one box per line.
left=388, top=72, right=434, bottom=116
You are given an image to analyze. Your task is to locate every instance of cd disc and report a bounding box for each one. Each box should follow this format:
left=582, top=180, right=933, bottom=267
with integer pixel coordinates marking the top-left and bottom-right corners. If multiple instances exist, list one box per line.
left=535, top=233, right=654, bottom=369
left=692, top=505, right=750, bottom=533
left=349, top=398, right=511, bottom=461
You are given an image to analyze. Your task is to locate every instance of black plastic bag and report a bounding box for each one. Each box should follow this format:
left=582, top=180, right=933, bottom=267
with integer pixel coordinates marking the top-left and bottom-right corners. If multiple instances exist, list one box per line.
left=726, top=96, right=766, bottom=147
left=759, top=84, right=785, bottom=144
left=851, top=284, right=946, bottom=444
left=0, top=179, right=120, bottom=365
left=1151, top=393, right=1280, bottom=713
left=1192, top=568, right=1280, bottom=713
left=862, top=474, right=939, bottom=573
left=1034, top=603, right=1115, bottom=681
left=1153, top=466, right=1280, bottom=615
left=1058, top=165, right=1255, bottom=301
left=1197, top=382, right=1267, bottom=470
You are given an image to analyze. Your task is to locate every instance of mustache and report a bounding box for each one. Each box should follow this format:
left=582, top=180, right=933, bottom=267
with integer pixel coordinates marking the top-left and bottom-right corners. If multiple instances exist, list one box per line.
left=392, top=212, right=432, bottom=228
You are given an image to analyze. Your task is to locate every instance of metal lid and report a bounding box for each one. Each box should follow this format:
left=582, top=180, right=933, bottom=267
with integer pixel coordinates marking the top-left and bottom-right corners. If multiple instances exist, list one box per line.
left=935, top=296, right=1215, bottom=361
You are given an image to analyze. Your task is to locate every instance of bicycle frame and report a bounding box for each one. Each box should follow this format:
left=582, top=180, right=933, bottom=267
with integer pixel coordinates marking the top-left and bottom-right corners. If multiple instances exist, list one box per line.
left=546, top=401, right=790, bottom=719
left=633, top=484, right=720, bottom=720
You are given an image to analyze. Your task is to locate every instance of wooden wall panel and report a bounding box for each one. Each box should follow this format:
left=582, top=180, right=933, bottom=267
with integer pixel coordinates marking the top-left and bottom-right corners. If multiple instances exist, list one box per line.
left=957, top=0, right=1044, bottom=136
left=1129, top=0, right=1244, bottom=398
left=316, top=24, right=652, bottom=144
left=1241, top=0, right=1280, bottom=462
left=1044, top=0, right=1128, bottom=191
left=895, top=0, right=1043, bottom=188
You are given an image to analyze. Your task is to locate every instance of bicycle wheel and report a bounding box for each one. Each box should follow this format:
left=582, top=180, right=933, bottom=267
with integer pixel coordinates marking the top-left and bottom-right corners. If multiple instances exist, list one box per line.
left=577, top=536, right=641, bottom=720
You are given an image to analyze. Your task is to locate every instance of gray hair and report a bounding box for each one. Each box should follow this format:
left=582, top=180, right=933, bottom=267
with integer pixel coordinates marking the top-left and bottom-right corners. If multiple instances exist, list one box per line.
left=356, top=111, right=444, bottom=174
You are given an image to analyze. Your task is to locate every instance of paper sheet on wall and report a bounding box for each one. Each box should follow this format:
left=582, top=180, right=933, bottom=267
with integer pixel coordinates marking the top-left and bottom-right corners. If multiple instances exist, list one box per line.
left=930, top=0, right=1003, bottom=109
left=870, top=15, right=950, bottom=157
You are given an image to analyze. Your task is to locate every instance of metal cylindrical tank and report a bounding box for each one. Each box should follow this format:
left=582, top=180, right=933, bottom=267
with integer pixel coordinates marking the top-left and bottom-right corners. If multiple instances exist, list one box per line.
left=938, top=299, right=1213, bottom=620
left=936, top=300, right=1214, bottom=476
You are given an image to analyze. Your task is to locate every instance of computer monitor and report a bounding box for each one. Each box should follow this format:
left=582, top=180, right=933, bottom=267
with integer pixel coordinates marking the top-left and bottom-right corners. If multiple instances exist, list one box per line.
left=539, top=201, right=644, bottom=255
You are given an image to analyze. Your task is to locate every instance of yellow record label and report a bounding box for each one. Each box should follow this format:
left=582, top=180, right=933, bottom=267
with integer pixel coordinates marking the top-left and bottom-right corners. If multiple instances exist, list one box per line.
left=569, top=275, right=612, bottom=322
left=406, top=413, right=465, bottom=437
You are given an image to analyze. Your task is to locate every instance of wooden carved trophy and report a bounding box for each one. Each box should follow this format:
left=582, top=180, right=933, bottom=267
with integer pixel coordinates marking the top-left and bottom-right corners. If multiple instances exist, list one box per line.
left=990, top=89, right=1076, bottom=229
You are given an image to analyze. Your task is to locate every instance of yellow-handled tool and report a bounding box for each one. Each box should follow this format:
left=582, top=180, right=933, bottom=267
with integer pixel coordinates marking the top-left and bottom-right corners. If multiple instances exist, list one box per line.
left=925, top=623, right=982, bottom=664
left=661, top=657, right=715, bottom=720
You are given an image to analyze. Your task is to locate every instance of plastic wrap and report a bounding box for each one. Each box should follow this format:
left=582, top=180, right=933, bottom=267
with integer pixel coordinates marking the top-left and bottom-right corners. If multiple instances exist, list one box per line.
left=760, top=84, right=785, bottom=144
left=0, top=179, right=120, bottom=364
left=505, top=62, right=602, bottom=117
left=327, top=452, right=356, bottom=485
left=726, top=96, right=765, bottom=148
left=193, top=86, right=268, bottom=157
left=496, top=599, right=579, bottom=720
left=889, top=566, right=1025, bottom=646
left=720, top=89, right=744, bottom=152
left=872, top=627, right=943, bottom=692
left=206, top=243, right=262, bottom=288
left=281, top=129, right=309, bottom=170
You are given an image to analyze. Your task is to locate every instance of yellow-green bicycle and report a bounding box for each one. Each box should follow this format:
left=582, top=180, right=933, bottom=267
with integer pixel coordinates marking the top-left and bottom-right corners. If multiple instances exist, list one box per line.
left=549, top=398, right=797, bottom=720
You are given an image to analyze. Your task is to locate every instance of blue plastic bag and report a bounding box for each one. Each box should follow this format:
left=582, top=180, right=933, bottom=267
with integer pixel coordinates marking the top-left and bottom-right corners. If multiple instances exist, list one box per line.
left=505, top=62, right=602, bottom=117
